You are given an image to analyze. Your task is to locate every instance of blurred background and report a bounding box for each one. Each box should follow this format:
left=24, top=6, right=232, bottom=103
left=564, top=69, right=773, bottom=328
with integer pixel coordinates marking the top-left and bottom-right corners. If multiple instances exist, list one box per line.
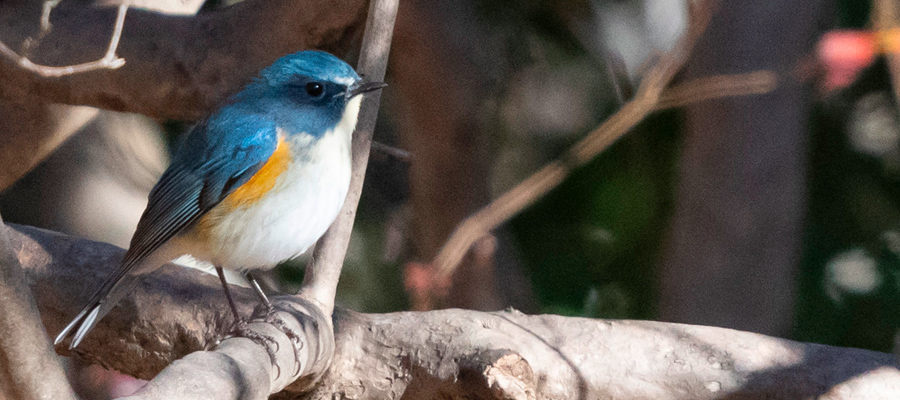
left=3, top=0, right=900, bottom=397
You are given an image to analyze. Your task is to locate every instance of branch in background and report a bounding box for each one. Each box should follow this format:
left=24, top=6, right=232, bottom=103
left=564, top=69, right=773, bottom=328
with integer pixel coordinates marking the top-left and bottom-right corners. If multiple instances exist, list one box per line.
left=0, top=4, right=127, bottom=77
left=0, top=218, right=75, bottom=399
left=0, top=0, right=214, bottom=193
left=655, top=70, right=778, bottom=110
left=430, top=0, right=777, bottom=280
left=371, top=141, right=412, bottom=162
left=0, top=101, right=98, bottom=191
left=0, top=0, right=368, bottom=120
left=8, top=225, right=900, bottom=399
left=0, top=0, right=366, bottom=194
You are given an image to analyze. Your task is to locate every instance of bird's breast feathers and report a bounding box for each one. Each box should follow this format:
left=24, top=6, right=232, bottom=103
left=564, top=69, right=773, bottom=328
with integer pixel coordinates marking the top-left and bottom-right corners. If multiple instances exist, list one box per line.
left=193, top=96, right=361, bottom=270
left=222, top=135, right=293, bottom=209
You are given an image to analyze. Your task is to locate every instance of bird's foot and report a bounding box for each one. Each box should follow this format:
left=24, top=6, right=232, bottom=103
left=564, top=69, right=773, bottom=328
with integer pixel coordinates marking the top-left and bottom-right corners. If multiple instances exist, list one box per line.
left=257, top=306, right=304, bottom=376
left=227, top=319, right=281, bottom=378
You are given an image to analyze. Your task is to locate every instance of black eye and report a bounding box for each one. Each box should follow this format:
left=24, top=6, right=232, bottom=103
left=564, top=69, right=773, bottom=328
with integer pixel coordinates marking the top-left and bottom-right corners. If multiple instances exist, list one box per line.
left=305, top=82, right=324, bottom=97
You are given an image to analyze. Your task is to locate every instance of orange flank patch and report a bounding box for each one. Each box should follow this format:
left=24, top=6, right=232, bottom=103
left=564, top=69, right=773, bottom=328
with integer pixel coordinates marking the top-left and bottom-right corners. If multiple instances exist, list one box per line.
left=223, top=135, right=291, bottom=209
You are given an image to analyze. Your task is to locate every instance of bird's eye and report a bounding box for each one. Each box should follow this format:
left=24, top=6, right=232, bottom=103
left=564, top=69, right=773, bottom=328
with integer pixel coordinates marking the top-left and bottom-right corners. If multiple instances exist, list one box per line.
left=305, top=82, right=325, bottom=97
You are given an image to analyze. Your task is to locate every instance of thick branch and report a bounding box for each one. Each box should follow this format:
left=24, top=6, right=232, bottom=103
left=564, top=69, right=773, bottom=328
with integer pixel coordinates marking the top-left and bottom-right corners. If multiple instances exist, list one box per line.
left=0, top=219, right=75, bottom=399
left=311, top=309, right=900, bottom=400
left=0, top=0, right=201, bottom=192
left=0, top=0, right=368, bottom=120
left=11, top=225, right=900, bottom=399
left=0, top=99, right=98, bottom=191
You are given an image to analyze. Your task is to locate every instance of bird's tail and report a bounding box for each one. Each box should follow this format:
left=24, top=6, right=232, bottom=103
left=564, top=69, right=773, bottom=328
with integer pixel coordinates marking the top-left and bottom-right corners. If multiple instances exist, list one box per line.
left=54, top=267, right=142, bottom=349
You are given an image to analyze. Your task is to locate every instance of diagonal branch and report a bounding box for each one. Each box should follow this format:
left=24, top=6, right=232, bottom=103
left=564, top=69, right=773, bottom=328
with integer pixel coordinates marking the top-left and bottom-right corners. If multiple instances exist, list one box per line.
left=430, top=0, right=768, bottom=279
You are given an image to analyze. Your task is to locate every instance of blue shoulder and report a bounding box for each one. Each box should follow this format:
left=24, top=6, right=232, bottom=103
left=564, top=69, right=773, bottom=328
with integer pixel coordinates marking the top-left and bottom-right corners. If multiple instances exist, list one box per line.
left=172, top=106, right=279, bottom=209
left=124, top=108, right=279, bottom=265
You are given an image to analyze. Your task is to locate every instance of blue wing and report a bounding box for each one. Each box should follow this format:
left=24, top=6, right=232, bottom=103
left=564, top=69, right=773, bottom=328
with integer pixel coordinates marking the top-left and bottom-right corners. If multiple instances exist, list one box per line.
left=55, top=111, right=278, bottom=348
left=123, top=114, right=279, bottom=267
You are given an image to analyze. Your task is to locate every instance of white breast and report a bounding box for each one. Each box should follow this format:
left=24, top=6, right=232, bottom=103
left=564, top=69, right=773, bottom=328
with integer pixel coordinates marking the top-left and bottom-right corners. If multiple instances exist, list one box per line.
left=203, top=97, right=360, bottom=271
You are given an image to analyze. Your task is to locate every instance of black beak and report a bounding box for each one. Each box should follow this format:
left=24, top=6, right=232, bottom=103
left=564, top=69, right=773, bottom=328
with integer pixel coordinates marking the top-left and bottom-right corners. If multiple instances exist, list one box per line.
left=348, top=81, right=388, bottom=98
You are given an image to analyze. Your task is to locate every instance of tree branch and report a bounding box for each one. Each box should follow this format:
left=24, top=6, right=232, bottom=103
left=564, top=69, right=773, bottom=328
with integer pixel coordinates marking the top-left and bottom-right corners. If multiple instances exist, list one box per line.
left=0, top=0, right=368, bottom=120
left=300, top=0, right=399, bottom=318
left=310, top=308, right=900, bottom=400
left=432, top=0, right=721, bottom=279
left=0, top=218, right=75, bottom=399
left=0, top=0, right=367, bottom=192
left=0, top=100, right=98, bottom=191
left=655, top=70, right=777, bottom=110
left=0, top=3, right=127, bottom=77
left=0, top=0, right=208, bottom=193
left=7, top=225, right=899, bottom=399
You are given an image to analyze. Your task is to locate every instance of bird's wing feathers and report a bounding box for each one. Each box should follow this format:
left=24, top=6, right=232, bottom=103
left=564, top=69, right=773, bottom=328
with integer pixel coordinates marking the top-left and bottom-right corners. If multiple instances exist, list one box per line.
left=123, top=116, right=280, bottom=270
left=55, top=115, right=279, bottom=348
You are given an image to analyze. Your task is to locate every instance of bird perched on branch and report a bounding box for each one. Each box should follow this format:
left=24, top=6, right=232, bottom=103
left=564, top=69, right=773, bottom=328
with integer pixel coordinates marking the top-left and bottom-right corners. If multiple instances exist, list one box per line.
left=55, top=50, right=386, bottom=349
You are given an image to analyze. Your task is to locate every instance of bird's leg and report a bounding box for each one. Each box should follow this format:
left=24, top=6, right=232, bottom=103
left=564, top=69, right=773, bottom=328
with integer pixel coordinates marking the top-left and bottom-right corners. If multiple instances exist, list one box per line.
left=247, top=272, right=296, bottom=335
left=216, top=267, right=244, bottom=321
left=246, top=271, right=304, bottom=374
left=246, top=271, right=274, bottom=311
left=216, top=267, right=280, bottom=375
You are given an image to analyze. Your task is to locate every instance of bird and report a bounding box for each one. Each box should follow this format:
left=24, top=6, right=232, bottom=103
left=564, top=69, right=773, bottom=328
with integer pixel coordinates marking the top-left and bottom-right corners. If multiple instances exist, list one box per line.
left=54, top=50, right=387, bottom=349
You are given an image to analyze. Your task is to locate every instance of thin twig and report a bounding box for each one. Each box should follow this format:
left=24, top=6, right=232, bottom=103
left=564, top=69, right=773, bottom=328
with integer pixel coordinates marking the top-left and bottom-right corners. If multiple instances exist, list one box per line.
left=21, top=0, right=62, bottom=57
left=298, top=0, right=399, bottom=317
left=656, top=70, right=778, bottom=110
left=40, top=0, right=61, bottom=32
left=372, top=141, right=412, bottom=161
left=433, top=0, right=727, bottom=279
left=0, top=4, right=128, bottom=78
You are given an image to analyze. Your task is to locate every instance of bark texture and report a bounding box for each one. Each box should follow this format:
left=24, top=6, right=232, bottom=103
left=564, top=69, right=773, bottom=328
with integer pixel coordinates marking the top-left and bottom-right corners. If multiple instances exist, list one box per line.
left=0, top=220, right=76, bottom=400
left=0, top=0, right=367, bottom=120
left=0, top=0, right=367, bottom=193
left=10, top=224, right=900, bottom=399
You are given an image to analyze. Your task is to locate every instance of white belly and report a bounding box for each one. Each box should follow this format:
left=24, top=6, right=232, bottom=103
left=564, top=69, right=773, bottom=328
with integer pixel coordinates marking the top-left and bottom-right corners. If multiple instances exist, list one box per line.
left=200, top=101, right=358, bottom=270
left=209, top=151, right=350, bottom=270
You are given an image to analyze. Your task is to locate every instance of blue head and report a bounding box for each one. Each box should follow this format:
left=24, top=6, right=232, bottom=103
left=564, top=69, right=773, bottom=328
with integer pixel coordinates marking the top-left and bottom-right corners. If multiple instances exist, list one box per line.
left=226, top=50, right=384, bottom=137
left=259, top=50, right=360, bottom=89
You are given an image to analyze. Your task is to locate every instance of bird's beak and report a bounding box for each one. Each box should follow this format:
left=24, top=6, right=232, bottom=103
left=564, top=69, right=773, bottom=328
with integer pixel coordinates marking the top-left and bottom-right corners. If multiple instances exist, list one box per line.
left=348, top=81, right=388, bottom=98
